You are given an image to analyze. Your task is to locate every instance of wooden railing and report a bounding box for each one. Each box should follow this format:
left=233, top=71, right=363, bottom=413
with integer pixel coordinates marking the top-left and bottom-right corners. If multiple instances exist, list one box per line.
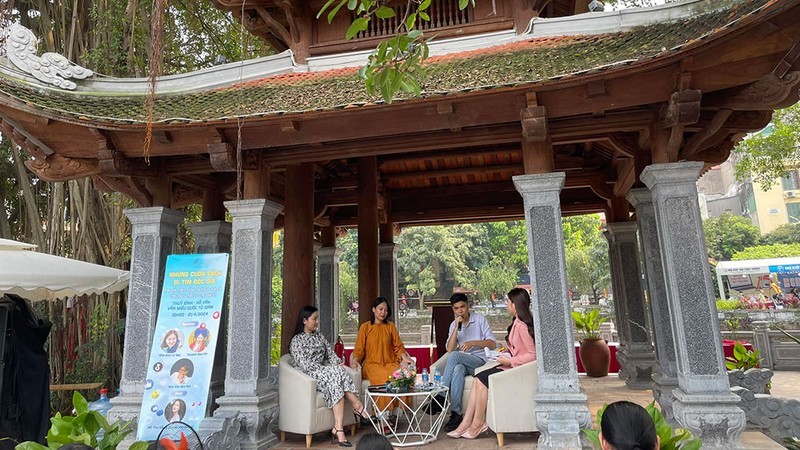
left=353, top=0, right=473, bottom=39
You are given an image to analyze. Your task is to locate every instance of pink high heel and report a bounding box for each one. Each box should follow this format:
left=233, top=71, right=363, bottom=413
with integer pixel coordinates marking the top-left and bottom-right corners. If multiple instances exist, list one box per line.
left=460, top=424, right=488, bottom=439
left=447, top=429, right=464, bottom=438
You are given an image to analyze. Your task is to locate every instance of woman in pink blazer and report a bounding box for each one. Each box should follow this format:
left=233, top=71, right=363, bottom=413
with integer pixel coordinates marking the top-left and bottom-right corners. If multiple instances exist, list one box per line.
left=447, top=287, right=537, bottom=439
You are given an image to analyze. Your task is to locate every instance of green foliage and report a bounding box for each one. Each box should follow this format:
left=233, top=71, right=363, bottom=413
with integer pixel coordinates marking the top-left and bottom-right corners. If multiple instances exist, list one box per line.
left=396, top=226, right=474, bottom=300
left=784, top=437, right=800, bottom=450
left=762, top=223, right=800, bottom=245
left=734, top=103, right=800, bottom=187
left=563, top=215, right=610, bottom=301
left=475, top=258, right=518, bottom=303
left=270, top=323, right=282, bottom=366
left=15, top=392, right=146, bottom=450
left=725, top=341, right=761, bottom=370
left=716, top=299, right=743, bottom=311
left=703, top=212, right=761, bottom=261
left=732, top=243, right=800, bottom=260
left=318, top=0, right=461, bottom=102
left=583, top=402, right=702, bottom=450
left=571, top=308, right=605, bottom=340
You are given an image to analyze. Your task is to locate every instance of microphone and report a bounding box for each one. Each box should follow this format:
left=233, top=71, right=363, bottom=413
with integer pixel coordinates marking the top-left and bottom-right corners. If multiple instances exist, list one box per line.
left=458, top=321, right=462, bottom=331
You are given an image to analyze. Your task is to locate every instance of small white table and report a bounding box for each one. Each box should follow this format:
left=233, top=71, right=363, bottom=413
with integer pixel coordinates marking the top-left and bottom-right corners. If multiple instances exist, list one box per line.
left=364, top=385, right=449, bottom=447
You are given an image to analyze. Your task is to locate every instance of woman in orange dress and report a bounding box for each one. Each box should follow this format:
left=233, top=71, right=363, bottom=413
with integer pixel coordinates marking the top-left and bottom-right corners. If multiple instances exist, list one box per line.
left=351, top=297, right=414, bottom=414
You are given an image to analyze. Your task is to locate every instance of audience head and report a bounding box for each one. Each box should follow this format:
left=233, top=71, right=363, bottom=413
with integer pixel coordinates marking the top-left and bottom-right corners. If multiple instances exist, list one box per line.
left=294, top=305, right=319, bottom=335
left=506, top=288, right=535, bottom=341
left=356, top=432, right=393, bottom=450
left=370, top=297, right=392, bottom=324
left=600, top=401, right=659, bottom=450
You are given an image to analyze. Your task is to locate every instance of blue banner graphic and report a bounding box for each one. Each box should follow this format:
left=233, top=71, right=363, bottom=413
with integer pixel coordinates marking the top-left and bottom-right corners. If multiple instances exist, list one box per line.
left=136, top=253, right=229, bottom=441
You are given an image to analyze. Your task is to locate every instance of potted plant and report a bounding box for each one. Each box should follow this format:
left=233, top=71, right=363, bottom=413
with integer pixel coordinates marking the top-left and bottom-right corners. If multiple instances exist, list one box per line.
left=15, top=392, right=148, bottom=450
left=572, top=308, right=610, bottom=377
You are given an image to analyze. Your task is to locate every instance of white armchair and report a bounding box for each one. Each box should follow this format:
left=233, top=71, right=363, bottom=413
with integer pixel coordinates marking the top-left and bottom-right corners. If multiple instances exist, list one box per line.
left=278, top=354, right=361, bottom=448
left=486, top=360, right=538, bottom=446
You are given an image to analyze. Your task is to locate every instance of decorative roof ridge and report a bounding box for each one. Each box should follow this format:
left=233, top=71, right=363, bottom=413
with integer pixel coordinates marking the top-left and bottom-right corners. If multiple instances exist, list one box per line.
left=0, top=48, right=297, bottom=95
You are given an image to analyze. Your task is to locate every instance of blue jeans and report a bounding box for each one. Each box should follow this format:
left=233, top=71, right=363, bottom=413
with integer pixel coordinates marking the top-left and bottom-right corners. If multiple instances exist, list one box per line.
left=441, top=352, right=486, bottom=415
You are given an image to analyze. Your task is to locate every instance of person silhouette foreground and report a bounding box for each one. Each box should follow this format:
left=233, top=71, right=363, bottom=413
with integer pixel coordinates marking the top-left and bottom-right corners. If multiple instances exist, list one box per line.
left=600, top=401, right=659, bottom=450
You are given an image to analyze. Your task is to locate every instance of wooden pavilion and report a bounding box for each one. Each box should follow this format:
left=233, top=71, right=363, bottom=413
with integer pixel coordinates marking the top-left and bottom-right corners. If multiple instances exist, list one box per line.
left=2, top=0, right=800, bottom=447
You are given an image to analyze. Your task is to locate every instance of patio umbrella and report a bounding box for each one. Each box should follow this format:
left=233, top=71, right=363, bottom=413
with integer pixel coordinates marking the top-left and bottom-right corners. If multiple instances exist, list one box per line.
left=0, top=238, right=130, bottom=301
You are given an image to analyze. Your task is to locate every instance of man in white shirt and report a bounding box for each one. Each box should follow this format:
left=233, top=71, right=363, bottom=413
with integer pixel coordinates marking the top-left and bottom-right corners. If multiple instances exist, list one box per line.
left=429, top=293, right=497, bottom=432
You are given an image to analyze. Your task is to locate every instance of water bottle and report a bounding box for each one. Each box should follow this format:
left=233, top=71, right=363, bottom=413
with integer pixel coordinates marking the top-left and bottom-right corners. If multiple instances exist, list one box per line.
left=421, top=368, right=429, bottom=387
left=88, top=389, right=112, bottom=439
left=434, top=368, right=442, bottom=387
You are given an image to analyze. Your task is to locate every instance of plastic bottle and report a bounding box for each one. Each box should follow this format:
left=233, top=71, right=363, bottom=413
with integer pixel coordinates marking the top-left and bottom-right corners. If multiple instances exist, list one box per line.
left=88, top=388, right=112, bottom=439
left=421, top=368, right=429, bottom=387
left=433, top=368, right=442, bottom=386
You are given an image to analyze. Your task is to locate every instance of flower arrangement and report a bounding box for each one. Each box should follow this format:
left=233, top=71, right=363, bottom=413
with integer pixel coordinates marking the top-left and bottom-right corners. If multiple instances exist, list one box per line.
left=388, top=365, right=416, bottom=388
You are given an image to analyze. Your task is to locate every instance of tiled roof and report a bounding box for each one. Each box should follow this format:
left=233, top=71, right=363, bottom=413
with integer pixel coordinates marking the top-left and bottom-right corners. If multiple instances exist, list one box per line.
left=0, top=0, right=774, bottom=125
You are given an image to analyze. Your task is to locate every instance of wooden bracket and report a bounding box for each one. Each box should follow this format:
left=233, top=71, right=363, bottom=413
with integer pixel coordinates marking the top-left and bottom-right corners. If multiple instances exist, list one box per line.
left=436, top=102, right=461, bottom=132
left=93, top=176, right=153, bottom=207
left=98, top=147, right=157, bottom=177
left=280, top=120, right=299, bottom=133
left=706, top=71, right=800, bottom=111
left=24, top=154, right=102, bottom=182
left=521, top=105, right=548, bottom=143
left=773, top=41, right=800, bottom=78
left=660, top=89, right=702, bottom=128
left=208, top=142, right=258, bottom=172
left=682, top=108, right=733, bottom=159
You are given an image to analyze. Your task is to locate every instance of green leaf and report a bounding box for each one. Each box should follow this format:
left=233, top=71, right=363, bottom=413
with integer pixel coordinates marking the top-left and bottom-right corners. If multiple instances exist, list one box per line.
left=328, top=0, right=349, bottom=23
left=346, top=17, right=369, bottom=39
left=130, top=442, right=151, bottom=450
left=14, top=443, right=50, bottom=450
left=408, top=29, right=423, bottom=39
left=405, top=13, right=416, bottom=31
left=375, top=6, right=395, bottom=18
left=681, top=438, right=703, bottom=450
left=347, top=0, right=358, bottom=10
left=581, top=428, right=601, bottom=448
left=419, top=0, right=431, bottom=11
left=72, top=392, right=89, bottom=415
left=458, top=0, right=469, bottom=9
left=317, top=0, right=337, bottom=18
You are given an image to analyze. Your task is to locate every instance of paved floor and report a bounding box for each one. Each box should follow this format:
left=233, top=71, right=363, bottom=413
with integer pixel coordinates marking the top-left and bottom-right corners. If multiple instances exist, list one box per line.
left=273, top=371, right=800, bottom=449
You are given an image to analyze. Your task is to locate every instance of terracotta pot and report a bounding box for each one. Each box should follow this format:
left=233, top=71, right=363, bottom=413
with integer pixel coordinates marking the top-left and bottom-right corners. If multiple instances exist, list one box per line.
left=579, top=338, right=610, bottom=377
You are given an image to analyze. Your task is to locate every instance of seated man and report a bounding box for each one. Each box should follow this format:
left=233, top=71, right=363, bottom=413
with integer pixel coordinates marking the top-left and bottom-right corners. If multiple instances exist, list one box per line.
left=429, top=293, right=497, bottom=432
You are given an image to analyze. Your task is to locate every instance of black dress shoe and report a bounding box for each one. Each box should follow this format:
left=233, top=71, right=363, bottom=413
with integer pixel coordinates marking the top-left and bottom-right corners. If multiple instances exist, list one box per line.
left=443, top=412, right=462, bottom=432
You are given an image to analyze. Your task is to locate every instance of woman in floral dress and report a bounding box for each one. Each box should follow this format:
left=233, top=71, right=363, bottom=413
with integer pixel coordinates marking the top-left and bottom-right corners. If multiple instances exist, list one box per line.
left=290, top=305, right=369, bottom=447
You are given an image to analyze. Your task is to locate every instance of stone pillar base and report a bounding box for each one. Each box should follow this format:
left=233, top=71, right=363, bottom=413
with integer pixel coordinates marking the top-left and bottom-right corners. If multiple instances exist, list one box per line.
left=617, top=349, right=658, bottom=390
left=652, top=374, right=679, bottom=426
left=534, top=392, right=591, bottom=449
left=214, top=391, right=279, bottom=450
left=672, top=388, right=746, bottom=449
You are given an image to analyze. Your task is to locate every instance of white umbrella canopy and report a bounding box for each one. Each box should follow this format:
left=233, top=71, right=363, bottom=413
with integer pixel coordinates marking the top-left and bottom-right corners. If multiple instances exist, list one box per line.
left=0, top=238, right=130, bottom=301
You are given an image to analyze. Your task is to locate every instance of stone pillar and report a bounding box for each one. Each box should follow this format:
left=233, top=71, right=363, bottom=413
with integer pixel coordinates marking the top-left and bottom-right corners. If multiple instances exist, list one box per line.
left=628, top=188, right=679, bottom=424
left=641, top=162, right=745, bottom=448
left=212, top=199, right=282, bottom=450
left=752, top=321, right=773, bottom=370
left=604, top=222, right=658, bottom=389
left=513, top=173, right=590, bottom=449
left=190, top=220, right=233, bottom=413
left=317, top=246, right=341, bottom=344
left=379, top=243, right=399, bottom=319
left=109, top=207, right=184, bottom=425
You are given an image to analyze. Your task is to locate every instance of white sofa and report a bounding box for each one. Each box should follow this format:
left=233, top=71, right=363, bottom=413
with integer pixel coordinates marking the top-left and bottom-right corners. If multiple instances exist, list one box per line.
left=278, top=354, right=361, bottom=447
left=431, top=353, right=538, bottom=447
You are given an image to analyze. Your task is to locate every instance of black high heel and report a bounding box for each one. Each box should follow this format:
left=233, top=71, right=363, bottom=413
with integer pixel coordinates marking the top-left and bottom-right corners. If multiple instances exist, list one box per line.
left=354, top=404, right=372, bottom=426
left=331, top=428, right=352, bottom=447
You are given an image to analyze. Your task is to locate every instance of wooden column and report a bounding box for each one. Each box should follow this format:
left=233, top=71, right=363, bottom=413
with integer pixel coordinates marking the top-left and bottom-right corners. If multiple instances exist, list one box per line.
left=358, top=156, right=380, bottom=325
left=282, top=162, right=315, bottom=354
left=521, top=93, right=554, bottom=175
left=202, top=189, right=225, bottom=221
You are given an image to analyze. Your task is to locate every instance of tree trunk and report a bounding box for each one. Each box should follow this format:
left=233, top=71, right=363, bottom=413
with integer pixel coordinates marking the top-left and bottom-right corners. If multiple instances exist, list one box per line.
left=10, top=144, right=45, bottom=247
